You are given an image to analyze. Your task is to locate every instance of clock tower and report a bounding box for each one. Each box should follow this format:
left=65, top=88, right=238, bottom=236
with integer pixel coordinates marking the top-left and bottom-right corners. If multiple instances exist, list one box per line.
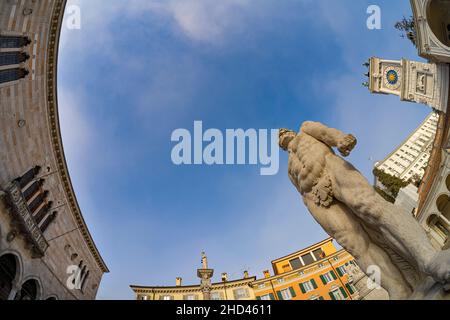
left=368, top=57, right=449, bottom=112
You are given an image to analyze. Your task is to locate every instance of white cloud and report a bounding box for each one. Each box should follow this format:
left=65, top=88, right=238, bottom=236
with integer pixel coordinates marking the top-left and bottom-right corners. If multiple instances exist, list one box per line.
left=165, top=0, right=250, bottom=44
left=63, top=0, right=252, bottom=49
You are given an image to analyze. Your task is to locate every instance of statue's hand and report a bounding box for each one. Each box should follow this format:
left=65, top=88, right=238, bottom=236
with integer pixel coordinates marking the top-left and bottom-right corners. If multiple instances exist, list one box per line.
left=337, top=134, right=357, bottom=157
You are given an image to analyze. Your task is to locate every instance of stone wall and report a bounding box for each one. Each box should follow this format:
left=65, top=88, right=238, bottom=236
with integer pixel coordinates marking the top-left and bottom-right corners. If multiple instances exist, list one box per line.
left=0, top=0, right=107, bottom=300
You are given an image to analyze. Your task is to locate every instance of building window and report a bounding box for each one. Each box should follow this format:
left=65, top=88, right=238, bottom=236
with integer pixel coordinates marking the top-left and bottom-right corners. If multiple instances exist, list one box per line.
left=161, top=295, right=173, bottom=300
left=0, top=52, right=30, bottom=66
left=277, top=287, right=296, bottom=300
left=258, top=283, right=265, bottom=289
left=184, top=294, right=197, bottom=300
left=312, top=248, right=325, bottom=260
left=345, top=283, right=356, bottom=295
left=299, top=279, right=318, bottom=293
left=329, top=287, right=348, bottom=300
left=289, top=257, right=302, bottom=270
left=277, top=278, right=285, bottom=284
left=257, top=293, right=274, bottom=300
left=320, top=271, right=336, bottom=284
left=0, top=68, right=29, bottom=84
left=336, top=266, right=347, bottom=277
left=301, top=253, right=315, bottom=266
left=210, top=292, right=223, bottom=300
left=0, top=36, right=31, bottom=48
left=233, top=288, right=249, bottom=299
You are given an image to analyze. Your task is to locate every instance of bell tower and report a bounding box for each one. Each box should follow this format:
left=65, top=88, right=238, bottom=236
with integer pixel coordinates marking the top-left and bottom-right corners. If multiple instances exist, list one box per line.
left=367, top=57, right=449, bottom=112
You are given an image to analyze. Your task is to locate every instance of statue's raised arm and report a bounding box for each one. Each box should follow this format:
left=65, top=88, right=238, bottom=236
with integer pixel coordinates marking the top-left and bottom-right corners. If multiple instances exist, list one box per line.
left=300, top=121, right=357, bottom=157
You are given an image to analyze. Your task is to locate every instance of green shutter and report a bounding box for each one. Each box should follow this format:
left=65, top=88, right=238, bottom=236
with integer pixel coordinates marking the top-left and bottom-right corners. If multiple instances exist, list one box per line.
left=269, top=293, right=275, bottom=300
left=337, top=267, right=343, bottom=277
left=346, top=283, right=354, bottom=294
left=299, top=283, right=306, bottom=294
left=329, top=292, right=336, bottom=300
left=289, top=286, right=296, bottom=298
left=310, top=279, right=318, bottom=289
left=320, top=275, right=327, bottom=285
left=276, top=291, right=283, bottom=300
left=340, top=287, right=348, bottom=299
left=319, top=296, right=324, bottom=300
left=256, top=296, right=261, bottom=300
left=330, top=271, right=337, bottom=279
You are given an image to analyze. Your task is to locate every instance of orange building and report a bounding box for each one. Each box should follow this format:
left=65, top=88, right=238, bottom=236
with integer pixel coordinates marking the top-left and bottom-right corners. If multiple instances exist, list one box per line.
left=253, top=238, right=358, bottom=300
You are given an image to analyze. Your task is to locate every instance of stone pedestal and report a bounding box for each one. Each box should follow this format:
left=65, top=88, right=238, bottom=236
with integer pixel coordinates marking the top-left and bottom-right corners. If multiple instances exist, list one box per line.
left=346, top=264, right=389, bottom=300
left=409, top=277, right=450, bottom=300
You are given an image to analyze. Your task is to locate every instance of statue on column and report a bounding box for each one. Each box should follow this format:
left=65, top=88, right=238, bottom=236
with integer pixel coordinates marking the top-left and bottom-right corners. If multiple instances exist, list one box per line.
left=201, top=251, right=208, bottom=269
left=279, top=121, right=450, bottom=299
left=197, top=252, right=213, bottom=300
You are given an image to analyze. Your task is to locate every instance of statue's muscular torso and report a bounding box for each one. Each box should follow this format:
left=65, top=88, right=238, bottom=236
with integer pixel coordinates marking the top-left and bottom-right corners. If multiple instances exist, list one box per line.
left=287, top=132, right=334, bottom=195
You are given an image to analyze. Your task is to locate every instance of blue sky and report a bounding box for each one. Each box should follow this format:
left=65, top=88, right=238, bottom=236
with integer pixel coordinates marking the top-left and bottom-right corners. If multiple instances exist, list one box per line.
left=58, top=0, right=430, bottom=299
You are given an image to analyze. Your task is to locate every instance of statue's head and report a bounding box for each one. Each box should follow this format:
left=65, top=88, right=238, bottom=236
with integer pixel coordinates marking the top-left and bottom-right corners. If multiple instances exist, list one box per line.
left=279, top=129, right=296, bottom=151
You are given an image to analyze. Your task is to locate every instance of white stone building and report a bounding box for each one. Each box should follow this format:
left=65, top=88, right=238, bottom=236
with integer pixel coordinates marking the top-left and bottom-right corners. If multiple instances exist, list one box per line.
left=374, top=112, right=438, bottom=183
left=369, top=0, right=450, bottom=250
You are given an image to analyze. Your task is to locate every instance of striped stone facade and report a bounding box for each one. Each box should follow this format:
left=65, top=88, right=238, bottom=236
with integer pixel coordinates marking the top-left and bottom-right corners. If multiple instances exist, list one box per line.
left=0, top=0, right=108, bottom=300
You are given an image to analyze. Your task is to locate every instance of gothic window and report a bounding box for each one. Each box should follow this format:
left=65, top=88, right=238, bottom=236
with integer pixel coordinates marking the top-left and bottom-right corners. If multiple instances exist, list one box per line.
left=0, top=68, right=29, bottom=84
left=28, top=190, right=48, bottom=213
left=0, top=36, right=31, bottom=49
left=0, top=254, right=17, bottom=301
left=16, top=279, right=39, bottom=300
left=22, top=179, right=43, bottom=201
left=0, top=52, right=29, bottom=66
left=33, top=201, right=52, bottom=225
left=16, top=166, right=41, bottom=188
left=40, top=211, right=57, bottom=233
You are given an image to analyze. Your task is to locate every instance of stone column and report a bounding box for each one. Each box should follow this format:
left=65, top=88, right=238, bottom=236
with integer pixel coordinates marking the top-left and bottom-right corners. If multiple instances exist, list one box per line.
left=197, top=252, right=214, bottom=300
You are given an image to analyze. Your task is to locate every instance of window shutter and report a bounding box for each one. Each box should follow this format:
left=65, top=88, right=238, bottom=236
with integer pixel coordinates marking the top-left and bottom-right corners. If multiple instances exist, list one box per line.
left=269, top=293, right=275, bottom=300
left=346, top=284, right=354, bottom=294
left=289, top=287, right=296, bottom=298
left=319, top=296, right=324, bottom=300
left=329, top=292, right=336, bottom=300
left=276, top=291, right=283, bottom=300
left=330, top=271, right=337, bottom=279
left=339, top=287, right=348, bottom=298
left=299, top=283, right=306, bottom=294
left=310, top=279, right=318, bottom=289
left=337, top=267, right=343, bottom=277
left=256, top=296, right=261, bottom=300
left=320, top=275, right=327, bottom=285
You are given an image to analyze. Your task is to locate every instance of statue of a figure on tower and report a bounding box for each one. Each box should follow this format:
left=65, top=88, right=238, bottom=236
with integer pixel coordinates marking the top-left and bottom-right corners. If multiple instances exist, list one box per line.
left=197, top=252, right=214, bottom=300
left=279, top=121, right=450, bottom=299
left=201, top=251, right=208, bottom=269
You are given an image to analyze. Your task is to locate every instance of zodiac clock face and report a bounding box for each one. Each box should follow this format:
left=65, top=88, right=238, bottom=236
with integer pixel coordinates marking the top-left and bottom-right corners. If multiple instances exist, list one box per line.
left=383, top=66, right=402, bottom=90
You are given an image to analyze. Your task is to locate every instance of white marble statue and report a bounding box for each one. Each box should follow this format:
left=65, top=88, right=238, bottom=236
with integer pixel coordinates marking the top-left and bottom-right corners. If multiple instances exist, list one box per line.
left=279, top=121, right=450, bottom=299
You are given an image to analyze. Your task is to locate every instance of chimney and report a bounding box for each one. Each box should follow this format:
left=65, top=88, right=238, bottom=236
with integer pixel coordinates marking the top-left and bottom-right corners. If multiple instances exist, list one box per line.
left=221, top=273, right=228, bottom=282
left=263, top=270, right=270, bottom=278
left=243, top=270, right=249, bottom=279
left=176, top=277, right=182, bottom=287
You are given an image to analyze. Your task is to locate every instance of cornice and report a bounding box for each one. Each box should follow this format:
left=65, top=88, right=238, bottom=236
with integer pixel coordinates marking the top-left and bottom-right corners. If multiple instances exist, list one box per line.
left=45, top=0, right=109, bottom=273
left=131, top=277, right=256, bottom=294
